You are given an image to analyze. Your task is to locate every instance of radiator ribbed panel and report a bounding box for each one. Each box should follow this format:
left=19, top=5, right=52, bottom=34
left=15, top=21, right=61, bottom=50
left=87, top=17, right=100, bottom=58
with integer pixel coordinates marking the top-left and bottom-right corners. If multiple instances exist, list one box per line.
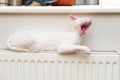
left=0, top=53, right=119, bottom=80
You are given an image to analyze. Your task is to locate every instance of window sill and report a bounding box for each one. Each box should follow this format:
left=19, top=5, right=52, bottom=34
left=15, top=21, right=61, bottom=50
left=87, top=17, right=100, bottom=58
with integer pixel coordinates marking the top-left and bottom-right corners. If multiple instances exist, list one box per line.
left=0, top=6, right=120, bottom=13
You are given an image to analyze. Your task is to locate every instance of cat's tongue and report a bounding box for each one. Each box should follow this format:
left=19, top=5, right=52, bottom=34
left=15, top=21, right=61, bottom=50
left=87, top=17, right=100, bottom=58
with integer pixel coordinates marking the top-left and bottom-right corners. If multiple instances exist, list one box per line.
left=81, top=27, right=86, bottom=35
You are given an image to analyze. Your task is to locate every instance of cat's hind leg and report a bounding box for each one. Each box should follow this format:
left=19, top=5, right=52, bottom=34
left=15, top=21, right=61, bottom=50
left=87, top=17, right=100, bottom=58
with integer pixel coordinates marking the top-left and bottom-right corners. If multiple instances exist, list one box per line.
left=7, top=31, right=37, bottom=52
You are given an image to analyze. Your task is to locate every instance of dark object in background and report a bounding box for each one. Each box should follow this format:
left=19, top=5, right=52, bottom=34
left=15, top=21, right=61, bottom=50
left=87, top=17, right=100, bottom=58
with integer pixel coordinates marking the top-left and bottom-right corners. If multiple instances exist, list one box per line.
left=86, top=0, right=99, bottom=5
left=0, top=0, right=9, bottom=6
left=53, top=0, right=75, bottom=6
left=9, top=0, right=23, bottom=6
left=25, top=0, right=57, bottom=6
left=0, top=0, right=23, bottom=6
left=75, top=0, right=85, bottom=5
left=75, top=0, right=99, bottom=5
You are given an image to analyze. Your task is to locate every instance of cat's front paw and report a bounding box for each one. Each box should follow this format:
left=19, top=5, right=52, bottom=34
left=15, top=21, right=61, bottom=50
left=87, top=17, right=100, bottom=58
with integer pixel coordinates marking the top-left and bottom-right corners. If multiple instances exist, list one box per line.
left=77, top=46, right=91, bottom=55
left=29, top=43, right=41, bottom=53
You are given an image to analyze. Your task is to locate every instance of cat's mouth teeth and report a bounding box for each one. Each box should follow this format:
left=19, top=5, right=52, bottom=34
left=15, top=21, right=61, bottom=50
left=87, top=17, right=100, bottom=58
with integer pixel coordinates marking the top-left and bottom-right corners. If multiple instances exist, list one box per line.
left=81, top=26, right=86, bottom=35
left=80, top=20, right=91, bottom=35
left=81, top=24, right=88, bottom=35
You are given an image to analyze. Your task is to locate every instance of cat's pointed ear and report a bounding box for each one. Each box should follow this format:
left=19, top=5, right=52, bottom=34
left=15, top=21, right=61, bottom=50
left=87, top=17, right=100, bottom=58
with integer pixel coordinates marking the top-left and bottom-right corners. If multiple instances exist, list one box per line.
left=69, top=14, right=77, bottom=21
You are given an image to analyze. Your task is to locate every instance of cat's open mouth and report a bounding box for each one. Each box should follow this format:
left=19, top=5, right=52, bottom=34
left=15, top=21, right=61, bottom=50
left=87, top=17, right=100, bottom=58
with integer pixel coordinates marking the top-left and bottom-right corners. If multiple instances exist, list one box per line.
left=81, top=20, right=91, bottom=35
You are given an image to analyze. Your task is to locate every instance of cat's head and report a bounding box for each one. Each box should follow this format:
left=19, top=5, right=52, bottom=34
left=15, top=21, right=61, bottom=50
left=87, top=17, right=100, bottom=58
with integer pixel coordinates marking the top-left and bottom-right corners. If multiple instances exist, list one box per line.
left=70, top=15, right=91, bottom=35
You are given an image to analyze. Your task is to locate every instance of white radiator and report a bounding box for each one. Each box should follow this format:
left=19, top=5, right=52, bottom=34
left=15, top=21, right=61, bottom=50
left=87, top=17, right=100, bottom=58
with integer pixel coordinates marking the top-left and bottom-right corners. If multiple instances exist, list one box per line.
left=0, top=50, right=119, bottom=80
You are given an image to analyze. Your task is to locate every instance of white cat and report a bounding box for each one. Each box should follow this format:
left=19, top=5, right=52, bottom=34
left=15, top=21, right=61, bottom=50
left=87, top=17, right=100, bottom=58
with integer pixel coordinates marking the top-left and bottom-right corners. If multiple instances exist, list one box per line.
left=7, top=15, right=91, bottom=54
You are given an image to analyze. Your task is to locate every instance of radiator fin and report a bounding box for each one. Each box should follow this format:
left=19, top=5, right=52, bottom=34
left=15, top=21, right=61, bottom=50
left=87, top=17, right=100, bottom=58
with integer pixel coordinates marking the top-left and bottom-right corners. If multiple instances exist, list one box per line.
left=0, top=56, right=119, bottom=80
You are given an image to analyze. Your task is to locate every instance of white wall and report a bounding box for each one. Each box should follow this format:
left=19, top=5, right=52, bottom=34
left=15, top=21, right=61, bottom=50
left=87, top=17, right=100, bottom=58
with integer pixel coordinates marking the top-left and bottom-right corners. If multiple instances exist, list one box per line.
left=0, top=13, right=120, bottom=51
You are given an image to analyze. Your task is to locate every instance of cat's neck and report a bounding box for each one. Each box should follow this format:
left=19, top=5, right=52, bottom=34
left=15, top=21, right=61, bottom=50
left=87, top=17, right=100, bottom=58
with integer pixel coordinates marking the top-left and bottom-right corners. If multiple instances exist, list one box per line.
left=71, top=27, right=81, bottom=37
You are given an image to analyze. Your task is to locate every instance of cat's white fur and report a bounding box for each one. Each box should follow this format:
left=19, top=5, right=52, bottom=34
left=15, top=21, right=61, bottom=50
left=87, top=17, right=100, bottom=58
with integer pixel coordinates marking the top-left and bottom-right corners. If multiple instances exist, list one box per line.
left=7, top=15, right=91, bottom=54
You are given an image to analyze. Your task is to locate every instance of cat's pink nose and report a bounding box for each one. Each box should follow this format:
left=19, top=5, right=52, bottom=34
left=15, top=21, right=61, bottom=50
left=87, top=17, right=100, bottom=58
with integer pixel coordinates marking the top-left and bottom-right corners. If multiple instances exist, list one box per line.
left=86, top=19, right=92, bottom=27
